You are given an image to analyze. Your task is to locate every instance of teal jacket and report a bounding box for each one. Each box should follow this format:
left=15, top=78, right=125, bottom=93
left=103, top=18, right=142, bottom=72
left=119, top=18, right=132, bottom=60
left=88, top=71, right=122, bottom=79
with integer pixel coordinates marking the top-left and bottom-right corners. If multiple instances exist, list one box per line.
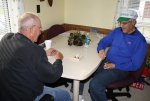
left=97, top=27, right=147, bottom=71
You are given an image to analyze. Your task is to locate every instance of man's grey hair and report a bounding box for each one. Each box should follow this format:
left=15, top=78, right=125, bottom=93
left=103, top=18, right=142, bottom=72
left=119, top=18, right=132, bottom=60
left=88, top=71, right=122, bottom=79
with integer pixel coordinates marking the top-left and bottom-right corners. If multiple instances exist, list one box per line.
left=18, top=12, right=39, bottom=31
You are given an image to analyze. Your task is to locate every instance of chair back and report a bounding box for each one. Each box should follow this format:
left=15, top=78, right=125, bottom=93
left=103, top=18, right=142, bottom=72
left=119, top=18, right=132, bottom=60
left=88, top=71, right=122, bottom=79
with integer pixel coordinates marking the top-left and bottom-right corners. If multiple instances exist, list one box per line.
left=130, top=59, right=146, bottom=81
left=107, top=59, right=146, bottom=89
left=36, top=24, right=65, bottom=44
left=47, top=24, right=65, bottom=39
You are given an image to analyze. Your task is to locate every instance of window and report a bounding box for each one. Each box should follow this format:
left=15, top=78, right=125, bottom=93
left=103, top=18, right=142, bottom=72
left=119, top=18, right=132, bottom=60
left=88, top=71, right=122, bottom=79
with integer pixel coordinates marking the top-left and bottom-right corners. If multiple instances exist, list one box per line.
left=0, top=0, right=24, bottom=40
left=143, top=1, right=150, bottom=18
left=115, top=0, right=150, bottom=43
left=0, top=0, right=11, bottom=39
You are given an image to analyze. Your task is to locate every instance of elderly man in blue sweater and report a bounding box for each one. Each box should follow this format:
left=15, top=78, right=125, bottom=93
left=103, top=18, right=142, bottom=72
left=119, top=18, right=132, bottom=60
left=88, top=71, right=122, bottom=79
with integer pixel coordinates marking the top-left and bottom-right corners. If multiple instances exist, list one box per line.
left=89, top=9, right=147, bottom=101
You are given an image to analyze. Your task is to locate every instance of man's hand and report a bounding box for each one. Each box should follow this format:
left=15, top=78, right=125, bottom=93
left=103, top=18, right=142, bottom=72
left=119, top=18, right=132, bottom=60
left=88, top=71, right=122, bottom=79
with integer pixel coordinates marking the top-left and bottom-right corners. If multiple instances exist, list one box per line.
left=54, top=51, right=63, bottom=60
left=98, top=50, right=106, bottom=60
left=46, top=48, right=63, bottom=60
left=46, top=48, right=57, bottom=56
left=104, top=62, right=115, bottom=69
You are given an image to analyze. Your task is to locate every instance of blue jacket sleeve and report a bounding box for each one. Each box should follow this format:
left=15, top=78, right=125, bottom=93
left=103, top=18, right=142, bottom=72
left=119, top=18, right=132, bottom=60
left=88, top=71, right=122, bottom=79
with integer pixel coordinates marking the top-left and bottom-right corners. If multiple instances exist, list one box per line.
left=97, top=30, right=116, bottom=52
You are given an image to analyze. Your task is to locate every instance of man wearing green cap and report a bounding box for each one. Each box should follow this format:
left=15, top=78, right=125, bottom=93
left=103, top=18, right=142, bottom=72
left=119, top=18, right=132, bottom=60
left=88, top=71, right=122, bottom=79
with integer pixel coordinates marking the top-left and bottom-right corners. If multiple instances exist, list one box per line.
left=89, top=9, right=147, bottom=101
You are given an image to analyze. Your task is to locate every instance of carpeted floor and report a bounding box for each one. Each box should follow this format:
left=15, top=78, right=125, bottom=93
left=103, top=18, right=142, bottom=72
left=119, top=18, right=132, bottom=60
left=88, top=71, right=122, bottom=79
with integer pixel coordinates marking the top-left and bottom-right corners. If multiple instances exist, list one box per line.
left=57, top=77, right=150, bottom=101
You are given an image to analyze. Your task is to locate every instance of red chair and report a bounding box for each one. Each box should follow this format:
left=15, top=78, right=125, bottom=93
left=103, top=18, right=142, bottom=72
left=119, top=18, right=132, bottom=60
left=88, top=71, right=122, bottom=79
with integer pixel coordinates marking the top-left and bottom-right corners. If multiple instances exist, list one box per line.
left=106, top=60, right=146, bottom=101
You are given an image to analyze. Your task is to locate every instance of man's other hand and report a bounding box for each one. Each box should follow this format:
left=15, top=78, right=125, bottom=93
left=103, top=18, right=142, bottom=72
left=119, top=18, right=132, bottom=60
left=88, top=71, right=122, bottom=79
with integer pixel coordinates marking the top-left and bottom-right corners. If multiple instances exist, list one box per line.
left=54, top=51, right=64, bottom=60
left=104, top=62, right=115, bottom=69
left=46, top=48, right=57, bottom=56
left=98, top=50, right=106, bottom=60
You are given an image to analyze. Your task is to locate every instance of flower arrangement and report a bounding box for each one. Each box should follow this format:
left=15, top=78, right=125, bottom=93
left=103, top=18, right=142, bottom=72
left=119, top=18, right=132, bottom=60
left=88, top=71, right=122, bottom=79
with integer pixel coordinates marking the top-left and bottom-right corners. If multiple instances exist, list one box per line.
left=68, top=31, right=86, bottom=46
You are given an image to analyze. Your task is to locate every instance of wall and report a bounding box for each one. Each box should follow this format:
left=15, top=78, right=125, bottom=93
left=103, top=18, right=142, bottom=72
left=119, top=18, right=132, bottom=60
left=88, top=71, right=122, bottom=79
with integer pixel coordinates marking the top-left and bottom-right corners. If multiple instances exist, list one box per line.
left=23, top=0, right=64, bottom=30
left=64, top=0, right=118, bottom=29
left=23, top=0, right=118, bottom=29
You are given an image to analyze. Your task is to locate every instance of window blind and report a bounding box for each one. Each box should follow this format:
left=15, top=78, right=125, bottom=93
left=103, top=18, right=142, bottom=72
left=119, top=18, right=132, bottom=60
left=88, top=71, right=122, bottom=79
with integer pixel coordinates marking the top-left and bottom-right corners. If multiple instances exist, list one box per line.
left=128, top=0, right=140, bottom=10
left=143, top=1, right=150, bottom=18
left=0, top=0, right=11, bottom=36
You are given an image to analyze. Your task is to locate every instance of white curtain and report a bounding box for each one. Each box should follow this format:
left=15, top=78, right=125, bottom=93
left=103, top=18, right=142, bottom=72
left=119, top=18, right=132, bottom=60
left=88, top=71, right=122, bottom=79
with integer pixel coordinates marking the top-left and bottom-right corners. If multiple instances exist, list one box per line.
left=8, top=0, right=24, bottom=33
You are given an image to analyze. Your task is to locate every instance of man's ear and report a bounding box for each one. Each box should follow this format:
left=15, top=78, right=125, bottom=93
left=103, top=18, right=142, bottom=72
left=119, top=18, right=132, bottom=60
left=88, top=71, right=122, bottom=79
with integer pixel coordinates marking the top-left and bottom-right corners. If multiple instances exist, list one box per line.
left=132, top=20, right=136, bottom=25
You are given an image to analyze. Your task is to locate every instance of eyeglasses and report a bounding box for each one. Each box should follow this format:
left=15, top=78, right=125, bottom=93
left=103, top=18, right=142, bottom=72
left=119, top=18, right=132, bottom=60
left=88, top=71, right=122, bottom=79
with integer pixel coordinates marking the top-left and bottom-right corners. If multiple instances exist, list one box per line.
left=118, top=21, right=131, bottom=26
left=33, top=25, right=42, bottom=30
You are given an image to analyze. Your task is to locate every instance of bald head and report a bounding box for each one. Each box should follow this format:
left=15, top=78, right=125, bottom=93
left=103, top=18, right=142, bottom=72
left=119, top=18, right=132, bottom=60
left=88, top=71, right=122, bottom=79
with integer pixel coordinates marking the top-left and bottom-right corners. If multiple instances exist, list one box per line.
left=18, top=12, right=40, bottom=31
left=18, top=12, right=42, bottom=42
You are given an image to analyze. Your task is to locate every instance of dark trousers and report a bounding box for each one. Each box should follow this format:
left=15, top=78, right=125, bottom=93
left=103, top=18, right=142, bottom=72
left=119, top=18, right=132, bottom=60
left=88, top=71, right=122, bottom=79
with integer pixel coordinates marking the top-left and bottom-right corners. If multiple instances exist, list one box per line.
left=89, top=60, right=129, bottom=101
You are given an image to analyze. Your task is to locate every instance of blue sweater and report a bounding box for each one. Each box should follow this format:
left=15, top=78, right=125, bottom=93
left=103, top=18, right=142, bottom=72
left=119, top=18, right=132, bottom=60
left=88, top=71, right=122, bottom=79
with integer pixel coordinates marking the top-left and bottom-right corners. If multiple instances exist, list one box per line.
left=97, top=27, right=147, bottom=71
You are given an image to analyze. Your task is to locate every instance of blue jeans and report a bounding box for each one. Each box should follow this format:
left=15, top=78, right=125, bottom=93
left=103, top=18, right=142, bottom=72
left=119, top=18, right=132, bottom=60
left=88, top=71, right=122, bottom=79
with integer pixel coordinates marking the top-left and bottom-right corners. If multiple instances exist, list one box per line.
left=89, top=60, right=129, bottom=101
left=34, top=86, right=71, bottom=101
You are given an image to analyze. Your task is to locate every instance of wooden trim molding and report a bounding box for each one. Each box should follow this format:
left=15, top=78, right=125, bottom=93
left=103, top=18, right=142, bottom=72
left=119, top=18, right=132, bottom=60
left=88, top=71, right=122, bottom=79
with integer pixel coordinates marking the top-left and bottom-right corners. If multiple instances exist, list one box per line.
left=62, top=23, right=112, bottom=35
